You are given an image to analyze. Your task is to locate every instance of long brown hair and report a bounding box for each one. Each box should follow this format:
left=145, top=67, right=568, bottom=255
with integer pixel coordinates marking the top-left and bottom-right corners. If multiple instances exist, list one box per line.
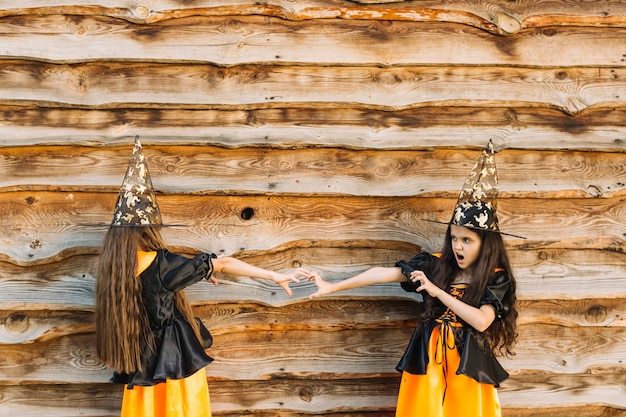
left=95, top=226, right=202, bottom=373
left=426, top=226, right=518, bottom=357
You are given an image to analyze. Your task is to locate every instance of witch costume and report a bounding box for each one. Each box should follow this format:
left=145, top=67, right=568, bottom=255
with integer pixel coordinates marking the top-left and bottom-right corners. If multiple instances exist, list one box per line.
left=105, top=137, right=215, bottom=417
left=392, top=141, right=520, bottom=417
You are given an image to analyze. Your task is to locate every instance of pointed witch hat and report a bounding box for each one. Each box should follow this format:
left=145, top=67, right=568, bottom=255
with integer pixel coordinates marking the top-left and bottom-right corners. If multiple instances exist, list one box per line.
left=427, top=140, right=525, bottom=239
left=109, top=135, right=164, bottom=226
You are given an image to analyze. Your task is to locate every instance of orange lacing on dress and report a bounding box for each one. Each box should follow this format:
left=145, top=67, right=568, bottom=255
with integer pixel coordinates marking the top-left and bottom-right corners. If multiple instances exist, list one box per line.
left=433, top=284, right=467, bottom=405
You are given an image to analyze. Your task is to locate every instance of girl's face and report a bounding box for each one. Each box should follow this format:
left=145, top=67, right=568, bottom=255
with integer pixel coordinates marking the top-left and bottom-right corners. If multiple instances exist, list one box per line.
left=450, top=225, right=483, bottom=271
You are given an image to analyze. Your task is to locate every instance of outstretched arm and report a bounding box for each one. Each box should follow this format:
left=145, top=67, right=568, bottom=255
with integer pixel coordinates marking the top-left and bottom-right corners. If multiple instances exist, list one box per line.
left=309, top=266, right=405, bottom=299
left=212, top=256, right=311, bottom=296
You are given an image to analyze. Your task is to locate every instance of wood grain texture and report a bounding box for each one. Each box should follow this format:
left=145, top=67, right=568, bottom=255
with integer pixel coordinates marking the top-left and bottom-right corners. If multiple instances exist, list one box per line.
left=1, top=383, right=625, bottom=416
left=1, top=15, right=626, bottom=66
left=1, top=311, right=623, bottom=381
left=500, top=371, right=626, bottom=410
left=2, top=298, right=622, bottom=346
left=0, top=1, right=625, bottom=414
left=1, top=145, right=624, bottom=198
left=0, top=61, right=625, bottom=114
left=1, top=191, right=625, bottom=261
left=3, top=0, right=626, bottom=35
left=2, top=106, right=626, bottom=151
left=0, top=246, right=623, bottom=310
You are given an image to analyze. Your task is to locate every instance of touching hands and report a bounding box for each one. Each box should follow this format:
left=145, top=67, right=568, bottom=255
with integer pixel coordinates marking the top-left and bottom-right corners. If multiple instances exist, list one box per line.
left=306, top=271, right=335, bottom=299
left=272, top=268, right=315, bottom=296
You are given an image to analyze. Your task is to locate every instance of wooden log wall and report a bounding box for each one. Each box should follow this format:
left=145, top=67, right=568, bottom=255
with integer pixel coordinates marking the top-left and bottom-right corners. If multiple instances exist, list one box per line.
left=0, top=1, right=625, bottom=416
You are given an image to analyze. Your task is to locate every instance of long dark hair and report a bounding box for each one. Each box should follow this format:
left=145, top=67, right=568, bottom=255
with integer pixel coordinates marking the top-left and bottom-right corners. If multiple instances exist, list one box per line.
left=95, top=226, right=202, bottom=373
left=425, top=225, right=518, bottom=357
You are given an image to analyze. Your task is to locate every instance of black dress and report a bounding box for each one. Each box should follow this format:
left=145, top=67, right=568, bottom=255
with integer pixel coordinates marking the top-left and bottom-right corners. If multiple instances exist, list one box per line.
left=111, top=249, right=216, bottom=388
left=394, top=252, right=511, bottom=385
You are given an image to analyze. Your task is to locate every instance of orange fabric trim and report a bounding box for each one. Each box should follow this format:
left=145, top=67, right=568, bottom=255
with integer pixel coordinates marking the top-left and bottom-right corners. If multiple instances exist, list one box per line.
left=120, top=368, right=211, bottom=417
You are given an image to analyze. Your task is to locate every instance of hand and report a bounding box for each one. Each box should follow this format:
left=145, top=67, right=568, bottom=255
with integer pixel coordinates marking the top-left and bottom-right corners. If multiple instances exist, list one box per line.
left=272, top=268, right=312, bottom=296
left=307, top=271, right=334, bottom=299
left=409, top=270, right=441, bottom=298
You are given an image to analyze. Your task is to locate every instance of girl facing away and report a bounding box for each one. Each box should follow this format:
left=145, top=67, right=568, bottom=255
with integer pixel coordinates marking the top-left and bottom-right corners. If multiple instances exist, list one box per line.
left=96, top=225, right=308, bottom=417
left=94, top=137, right=311, bottom=417
left=309, top=141, right=520, bottom=417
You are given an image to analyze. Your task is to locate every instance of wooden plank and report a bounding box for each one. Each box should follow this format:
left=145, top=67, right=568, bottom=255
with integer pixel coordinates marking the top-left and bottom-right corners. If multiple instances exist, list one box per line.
left=1, top=61, right=625, bottom=114
left=516, top=299, right=626, bottom=328
left=0, top=299, right=422, bottom=344
left=505, top=408, right=626, bottom=417
left=510, top=248, right=626, bottom=300
left=0, top=381, right=624, bottom=417
left=0, top=329, right=411, bottom=383
left=3, top=297, right=623, bottom=345
left=1, top=106, right=626, bottom=152
left=1, top=145, right=625, bottom=199
left=2, top=0, right=626, bottom=35
left=0, top=383, right=122, bottom=417
left=0, top=309, right=92, bottom=344
left=500, top=324, right=626, bottom=374
left=159, top=246, right=626, bottom=302
left=2, top=15, right=626, bottom=66
left=0, top=243, right=426, bottom=308
left=1, top=191, right=625, bottom=261
left=500, top=371, right=626, bottom=410
left=0, top=322, right=623, bottom=383
left=0, top=379, right=400, bottom=417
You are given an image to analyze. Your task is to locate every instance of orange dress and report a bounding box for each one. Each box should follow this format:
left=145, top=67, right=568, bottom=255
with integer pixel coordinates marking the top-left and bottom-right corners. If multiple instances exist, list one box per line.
left=395, top=284, right=502, bottom=417
left=121, top=368, right=211, bottom=417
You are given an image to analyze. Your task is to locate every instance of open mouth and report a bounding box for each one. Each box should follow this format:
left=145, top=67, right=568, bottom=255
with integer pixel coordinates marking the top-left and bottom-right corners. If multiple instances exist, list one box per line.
left=456, top=253, right=465, bottom=261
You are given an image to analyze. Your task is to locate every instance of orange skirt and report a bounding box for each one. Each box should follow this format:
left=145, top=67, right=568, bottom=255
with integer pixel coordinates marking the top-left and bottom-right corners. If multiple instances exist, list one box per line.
left=395, top=325, right=501, bottom=417
left=120, top=368, right=212, bottom=417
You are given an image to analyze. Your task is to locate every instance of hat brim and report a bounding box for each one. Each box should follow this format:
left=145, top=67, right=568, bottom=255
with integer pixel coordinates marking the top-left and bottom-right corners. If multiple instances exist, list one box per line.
left=421, top=218, right=526, bottom=239
left=78, top=222, right=186, bottom=228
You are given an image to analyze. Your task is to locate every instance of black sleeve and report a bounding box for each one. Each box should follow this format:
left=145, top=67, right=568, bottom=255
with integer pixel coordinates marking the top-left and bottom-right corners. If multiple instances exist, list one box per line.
left=480, top=270, right=511, bottom=319
left=395, top=252, right=438, bottom=293
left=160, top=250, right=217, bottom=292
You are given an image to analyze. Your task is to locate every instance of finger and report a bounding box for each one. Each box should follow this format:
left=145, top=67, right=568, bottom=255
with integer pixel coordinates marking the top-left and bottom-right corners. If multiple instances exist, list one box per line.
left=307, top=272, right=319, bottom=281
left=293, top=269, right=308, bottom=278
left=297, top=268, right=314, bottom=277
left=280, top=281, right=293, bottom=296
left=302, top=270, right=319, bottom=280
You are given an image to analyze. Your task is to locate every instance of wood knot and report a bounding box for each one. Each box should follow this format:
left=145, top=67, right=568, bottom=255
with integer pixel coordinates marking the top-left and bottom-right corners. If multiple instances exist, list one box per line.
left=5, top=314, right=29, bottom=334
left=298, top=386, right=313, bottom=402
left=135, top=6, right=150, bottom=18
left=240, top=207, right=255, bottom=220
left=587, top=184, right=603, bottom=197
left=495, top=13, right=521, bottom=34
left=585, top=305, right=607, bottom=324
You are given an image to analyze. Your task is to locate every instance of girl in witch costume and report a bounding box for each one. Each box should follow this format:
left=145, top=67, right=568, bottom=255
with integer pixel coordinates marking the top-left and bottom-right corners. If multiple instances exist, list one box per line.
left=308, top=141, right=520, bottom=417
left=95, top=137, right=312, bottom=417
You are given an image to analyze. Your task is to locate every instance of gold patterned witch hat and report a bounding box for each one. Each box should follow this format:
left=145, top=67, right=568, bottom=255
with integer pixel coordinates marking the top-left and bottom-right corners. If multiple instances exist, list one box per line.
left=429, top=140, right=524, bottom=239
left=110, top=135, right=164, bottom=226
left=452, top=139, right=499, bottom=232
